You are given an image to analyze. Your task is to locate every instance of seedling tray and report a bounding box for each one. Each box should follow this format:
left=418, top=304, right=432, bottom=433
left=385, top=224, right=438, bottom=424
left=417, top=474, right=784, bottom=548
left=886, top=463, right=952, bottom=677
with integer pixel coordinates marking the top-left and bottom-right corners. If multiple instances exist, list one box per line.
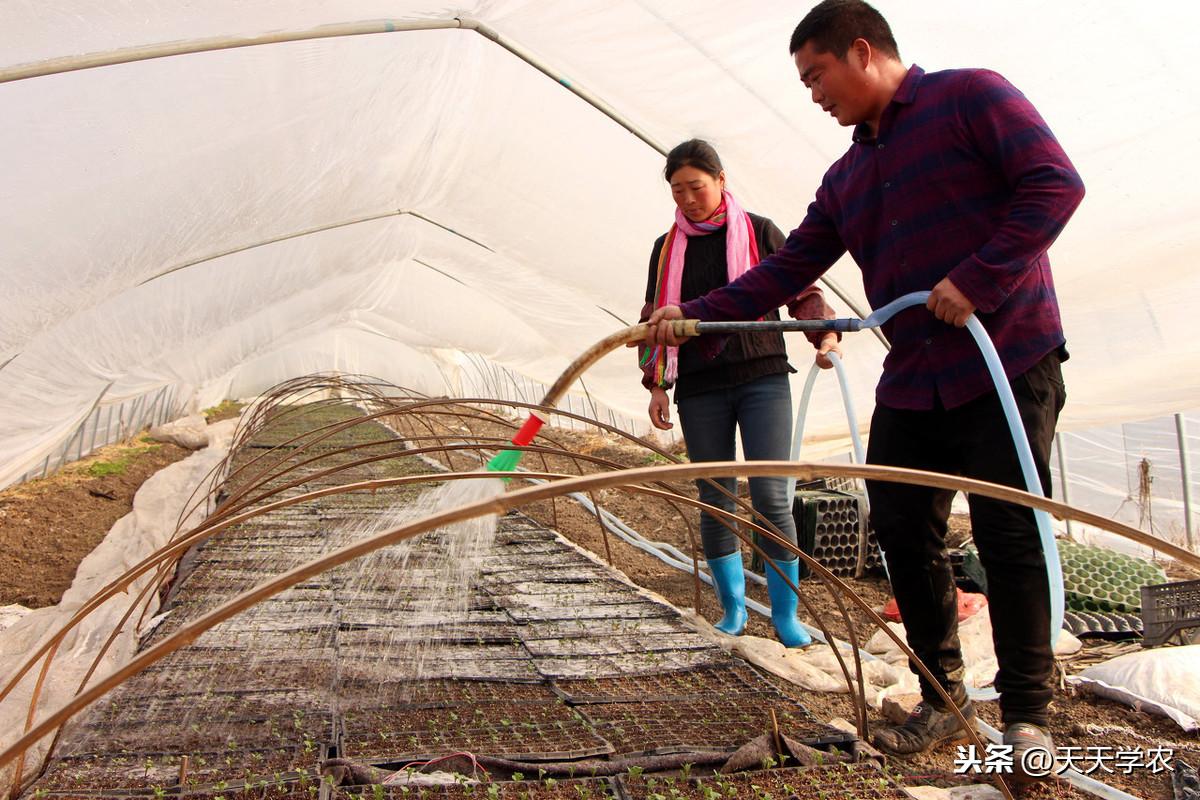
left=578, top=699, right=837, bottom=756
left=619, top=762, right=905, bottom=799
left=553, top=664, right=769, bottom=703
left=338, top=677, right=560, bottom=709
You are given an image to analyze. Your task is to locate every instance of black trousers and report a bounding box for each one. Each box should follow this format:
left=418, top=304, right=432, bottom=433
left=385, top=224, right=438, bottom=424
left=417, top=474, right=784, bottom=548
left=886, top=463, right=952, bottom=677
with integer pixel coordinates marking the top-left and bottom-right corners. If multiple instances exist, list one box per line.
left=865, top=349, right=1066, bottom=727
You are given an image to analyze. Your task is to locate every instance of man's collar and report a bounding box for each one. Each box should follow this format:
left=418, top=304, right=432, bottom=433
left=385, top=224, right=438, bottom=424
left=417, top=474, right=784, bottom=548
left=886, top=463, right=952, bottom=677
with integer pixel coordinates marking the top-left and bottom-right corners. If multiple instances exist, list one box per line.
left=892, top=63, right=925, bottom=105
left=852, top=64, right=925, bottom=144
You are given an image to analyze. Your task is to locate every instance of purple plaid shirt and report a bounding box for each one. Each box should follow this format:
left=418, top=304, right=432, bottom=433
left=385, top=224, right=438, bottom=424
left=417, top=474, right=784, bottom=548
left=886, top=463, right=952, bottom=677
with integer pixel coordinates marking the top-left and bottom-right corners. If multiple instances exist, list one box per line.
left=681, top=65, right=1085, bottom=410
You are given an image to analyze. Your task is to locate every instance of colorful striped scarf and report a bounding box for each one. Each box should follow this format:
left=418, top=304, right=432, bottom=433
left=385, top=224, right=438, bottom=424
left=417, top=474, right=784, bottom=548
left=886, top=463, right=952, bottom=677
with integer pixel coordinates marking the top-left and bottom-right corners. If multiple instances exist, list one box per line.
left=641, top=190, right=760, bottom=387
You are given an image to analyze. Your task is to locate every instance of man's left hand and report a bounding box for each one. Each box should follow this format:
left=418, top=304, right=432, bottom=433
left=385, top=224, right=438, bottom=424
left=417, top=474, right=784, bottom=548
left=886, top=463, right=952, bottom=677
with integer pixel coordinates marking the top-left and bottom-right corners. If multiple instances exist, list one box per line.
left=927, top=278, right=976, bottom=327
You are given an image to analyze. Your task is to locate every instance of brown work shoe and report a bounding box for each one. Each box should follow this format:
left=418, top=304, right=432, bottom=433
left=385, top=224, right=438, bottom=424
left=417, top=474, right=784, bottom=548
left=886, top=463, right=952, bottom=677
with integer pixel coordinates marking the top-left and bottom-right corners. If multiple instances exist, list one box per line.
left=1004, top=722, right=1059, bottom=783
left=873, top=698, right=976, bottom=756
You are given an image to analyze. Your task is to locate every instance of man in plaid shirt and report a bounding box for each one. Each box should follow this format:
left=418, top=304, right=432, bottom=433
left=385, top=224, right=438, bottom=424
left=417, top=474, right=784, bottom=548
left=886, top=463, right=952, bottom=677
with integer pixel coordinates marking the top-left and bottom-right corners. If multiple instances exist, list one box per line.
left=645, top=0, right=1084, bottom=779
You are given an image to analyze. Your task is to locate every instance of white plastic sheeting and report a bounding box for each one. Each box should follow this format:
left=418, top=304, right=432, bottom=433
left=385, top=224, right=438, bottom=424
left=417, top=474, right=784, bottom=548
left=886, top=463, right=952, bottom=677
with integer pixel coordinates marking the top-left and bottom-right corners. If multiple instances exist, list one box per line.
left=0, top=420, right=235, bottom=768
left=1072, top=645, right=1200, bottom=731
left=1053, top=413, right=1200, bottom=548
left=3, top=2, right=1199, bottom=495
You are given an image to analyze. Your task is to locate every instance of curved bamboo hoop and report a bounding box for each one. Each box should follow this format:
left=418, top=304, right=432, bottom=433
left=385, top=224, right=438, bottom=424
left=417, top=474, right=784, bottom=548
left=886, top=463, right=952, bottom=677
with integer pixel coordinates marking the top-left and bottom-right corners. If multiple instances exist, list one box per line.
left=2, top=430, right=740, bottom=744
left=0, top=465, right=947, bottom=791
left=11, top=332, right=1198, bottom=800
left=6, top=458, right=1196, bottom=792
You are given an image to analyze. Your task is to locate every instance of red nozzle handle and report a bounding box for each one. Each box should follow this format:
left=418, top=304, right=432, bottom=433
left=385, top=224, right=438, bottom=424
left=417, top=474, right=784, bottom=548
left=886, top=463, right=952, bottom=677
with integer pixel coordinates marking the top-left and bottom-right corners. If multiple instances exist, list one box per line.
left=511, top=411, right=548, bottom=447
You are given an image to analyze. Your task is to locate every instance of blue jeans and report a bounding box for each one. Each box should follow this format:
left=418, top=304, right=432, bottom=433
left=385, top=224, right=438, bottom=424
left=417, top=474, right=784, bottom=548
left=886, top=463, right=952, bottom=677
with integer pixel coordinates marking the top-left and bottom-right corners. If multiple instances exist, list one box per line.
left=676, top=372, right=798, bottom=560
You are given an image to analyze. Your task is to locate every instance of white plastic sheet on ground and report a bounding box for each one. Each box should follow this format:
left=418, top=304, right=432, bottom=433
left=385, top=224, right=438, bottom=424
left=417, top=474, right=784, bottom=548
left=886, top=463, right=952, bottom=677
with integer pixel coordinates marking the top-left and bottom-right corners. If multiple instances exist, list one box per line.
left=0, top=419, right=236, bottom=777
left=690, top=609, right=1081, bottom=709
left=2, top=2, right=1200, bottom=529
left=1070, top=645, right=1200, bottom=731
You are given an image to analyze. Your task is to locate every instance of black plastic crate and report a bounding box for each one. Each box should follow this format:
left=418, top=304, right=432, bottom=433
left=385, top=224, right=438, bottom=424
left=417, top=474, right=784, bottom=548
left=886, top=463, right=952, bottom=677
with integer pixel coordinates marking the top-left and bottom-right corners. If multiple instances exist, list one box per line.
left=1141, top=578, right=1200, bottom=647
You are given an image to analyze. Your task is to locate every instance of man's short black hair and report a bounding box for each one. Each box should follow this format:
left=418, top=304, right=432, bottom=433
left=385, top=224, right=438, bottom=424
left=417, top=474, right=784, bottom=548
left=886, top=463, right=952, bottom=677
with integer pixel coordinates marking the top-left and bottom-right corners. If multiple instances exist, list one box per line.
left=789, top=0, right=900, bottom=61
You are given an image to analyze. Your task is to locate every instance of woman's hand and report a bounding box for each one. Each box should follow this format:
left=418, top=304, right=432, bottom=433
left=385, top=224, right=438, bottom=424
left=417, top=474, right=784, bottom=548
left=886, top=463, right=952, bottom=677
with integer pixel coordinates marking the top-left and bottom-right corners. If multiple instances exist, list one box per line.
left=648, top=387, right=674, bottom=430
left=815, top=332, right=841, bottom=370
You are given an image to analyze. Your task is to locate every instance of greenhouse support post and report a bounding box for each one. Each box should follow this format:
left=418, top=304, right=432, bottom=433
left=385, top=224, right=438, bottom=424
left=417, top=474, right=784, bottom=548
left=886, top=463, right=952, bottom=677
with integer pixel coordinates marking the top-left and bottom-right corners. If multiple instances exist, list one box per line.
left=1177, top=413, right=1195, bottom=552
left=87, top=405, right=100, bottom=454
left=1055, top=432, right=1075, bottom=538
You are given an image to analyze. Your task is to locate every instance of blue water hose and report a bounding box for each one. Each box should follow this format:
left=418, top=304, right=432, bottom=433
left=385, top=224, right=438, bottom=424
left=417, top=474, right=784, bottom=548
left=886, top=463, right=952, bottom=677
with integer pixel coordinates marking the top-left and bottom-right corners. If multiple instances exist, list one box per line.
left=785, top=352, right=864, bottom=494
left=820, top=291, right=1064, bottom=645
left=788, top=349, right=889, bottom=581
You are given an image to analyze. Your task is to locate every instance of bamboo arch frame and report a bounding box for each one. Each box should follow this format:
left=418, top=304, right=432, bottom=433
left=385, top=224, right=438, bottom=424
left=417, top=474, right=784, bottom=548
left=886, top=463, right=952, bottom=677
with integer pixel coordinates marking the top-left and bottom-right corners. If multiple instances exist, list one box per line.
left=4, top=390, right=806, bottom=790
left=8, top=355, right=1200, bottom=798
left=153, top=380, right=794, bottom=638
left=6, top=459, right=1200, bottom=797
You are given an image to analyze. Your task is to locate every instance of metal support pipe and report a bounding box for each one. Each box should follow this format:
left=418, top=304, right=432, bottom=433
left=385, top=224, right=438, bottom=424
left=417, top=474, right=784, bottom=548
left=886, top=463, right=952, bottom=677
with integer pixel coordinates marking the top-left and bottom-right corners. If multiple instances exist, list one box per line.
left=88, top=406, right=100, bottom=454
left=131, top=394, right=146, bottom=438
left=56, top=420, right=81, bottom=473
left=0, top=19, right=463, bottom=84
left=1055, top=432, right=1075, bottom=538
left=1177, top=413, right=1195, bottom=552
left=143, top=386, right=166, bottom=431
left=127, top=394, right=144, bottom=440
left=120, top=397, right=134, bottom=441
left=695, top=318, right=862, bottom=334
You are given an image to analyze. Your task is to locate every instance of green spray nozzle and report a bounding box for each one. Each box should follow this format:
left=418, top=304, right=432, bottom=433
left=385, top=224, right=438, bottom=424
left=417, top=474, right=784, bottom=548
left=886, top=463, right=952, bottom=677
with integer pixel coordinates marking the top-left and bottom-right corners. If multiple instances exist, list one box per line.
left=484, top=411, right=548, bottom=479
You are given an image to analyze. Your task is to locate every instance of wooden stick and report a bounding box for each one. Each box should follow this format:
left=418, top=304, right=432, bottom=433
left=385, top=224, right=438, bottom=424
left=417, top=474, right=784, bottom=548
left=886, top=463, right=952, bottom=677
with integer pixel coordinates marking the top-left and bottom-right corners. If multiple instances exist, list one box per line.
left=770, top=708, right=783, bottom=758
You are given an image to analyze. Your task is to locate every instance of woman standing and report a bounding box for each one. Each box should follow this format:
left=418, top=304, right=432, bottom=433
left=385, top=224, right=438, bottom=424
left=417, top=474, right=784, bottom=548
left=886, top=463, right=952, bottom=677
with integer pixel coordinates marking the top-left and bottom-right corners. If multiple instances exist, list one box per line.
left=639, top=139, right=838, bottom=647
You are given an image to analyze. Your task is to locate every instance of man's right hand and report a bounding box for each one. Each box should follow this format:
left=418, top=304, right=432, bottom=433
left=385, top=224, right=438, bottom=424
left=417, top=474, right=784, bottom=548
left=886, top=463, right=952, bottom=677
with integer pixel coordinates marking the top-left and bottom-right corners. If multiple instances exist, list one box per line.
left=815, top=332, right=841, bottom=369
left=647, top=387, right=673, bottom=430
left=644, top=305, right=685, bottom=347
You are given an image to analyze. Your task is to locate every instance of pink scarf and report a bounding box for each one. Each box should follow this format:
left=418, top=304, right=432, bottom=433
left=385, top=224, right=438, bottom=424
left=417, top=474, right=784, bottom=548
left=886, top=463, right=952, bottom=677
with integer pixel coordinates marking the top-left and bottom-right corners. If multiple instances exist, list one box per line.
left=642, top=190, right=760, bottom=387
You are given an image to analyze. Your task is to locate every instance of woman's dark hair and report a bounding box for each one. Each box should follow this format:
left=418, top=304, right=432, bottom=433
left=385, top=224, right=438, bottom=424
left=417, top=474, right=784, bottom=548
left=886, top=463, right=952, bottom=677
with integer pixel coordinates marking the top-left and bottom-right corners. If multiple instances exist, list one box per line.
left=789, top=0, right=900, bottom=61
left=664, top=139, right=723, bottom=182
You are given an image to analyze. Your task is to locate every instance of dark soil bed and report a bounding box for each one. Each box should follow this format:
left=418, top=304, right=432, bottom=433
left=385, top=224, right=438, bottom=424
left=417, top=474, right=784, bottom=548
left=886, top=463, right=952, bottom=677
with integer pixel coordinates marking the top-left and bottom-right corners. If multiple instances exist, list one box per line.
left=0, top=436, right=191, bottom=607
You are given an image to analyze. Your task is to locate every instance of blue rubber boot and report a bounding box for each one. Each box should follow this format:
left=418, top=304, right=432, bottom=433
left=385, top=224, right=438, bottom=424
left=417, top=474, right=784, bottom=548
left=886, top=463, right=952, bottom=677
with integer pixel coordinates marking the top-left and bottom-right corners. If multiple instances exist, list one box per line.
left=767, top=558, right=812, bottom=647
left=705, top=552, right=748, bottom=635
